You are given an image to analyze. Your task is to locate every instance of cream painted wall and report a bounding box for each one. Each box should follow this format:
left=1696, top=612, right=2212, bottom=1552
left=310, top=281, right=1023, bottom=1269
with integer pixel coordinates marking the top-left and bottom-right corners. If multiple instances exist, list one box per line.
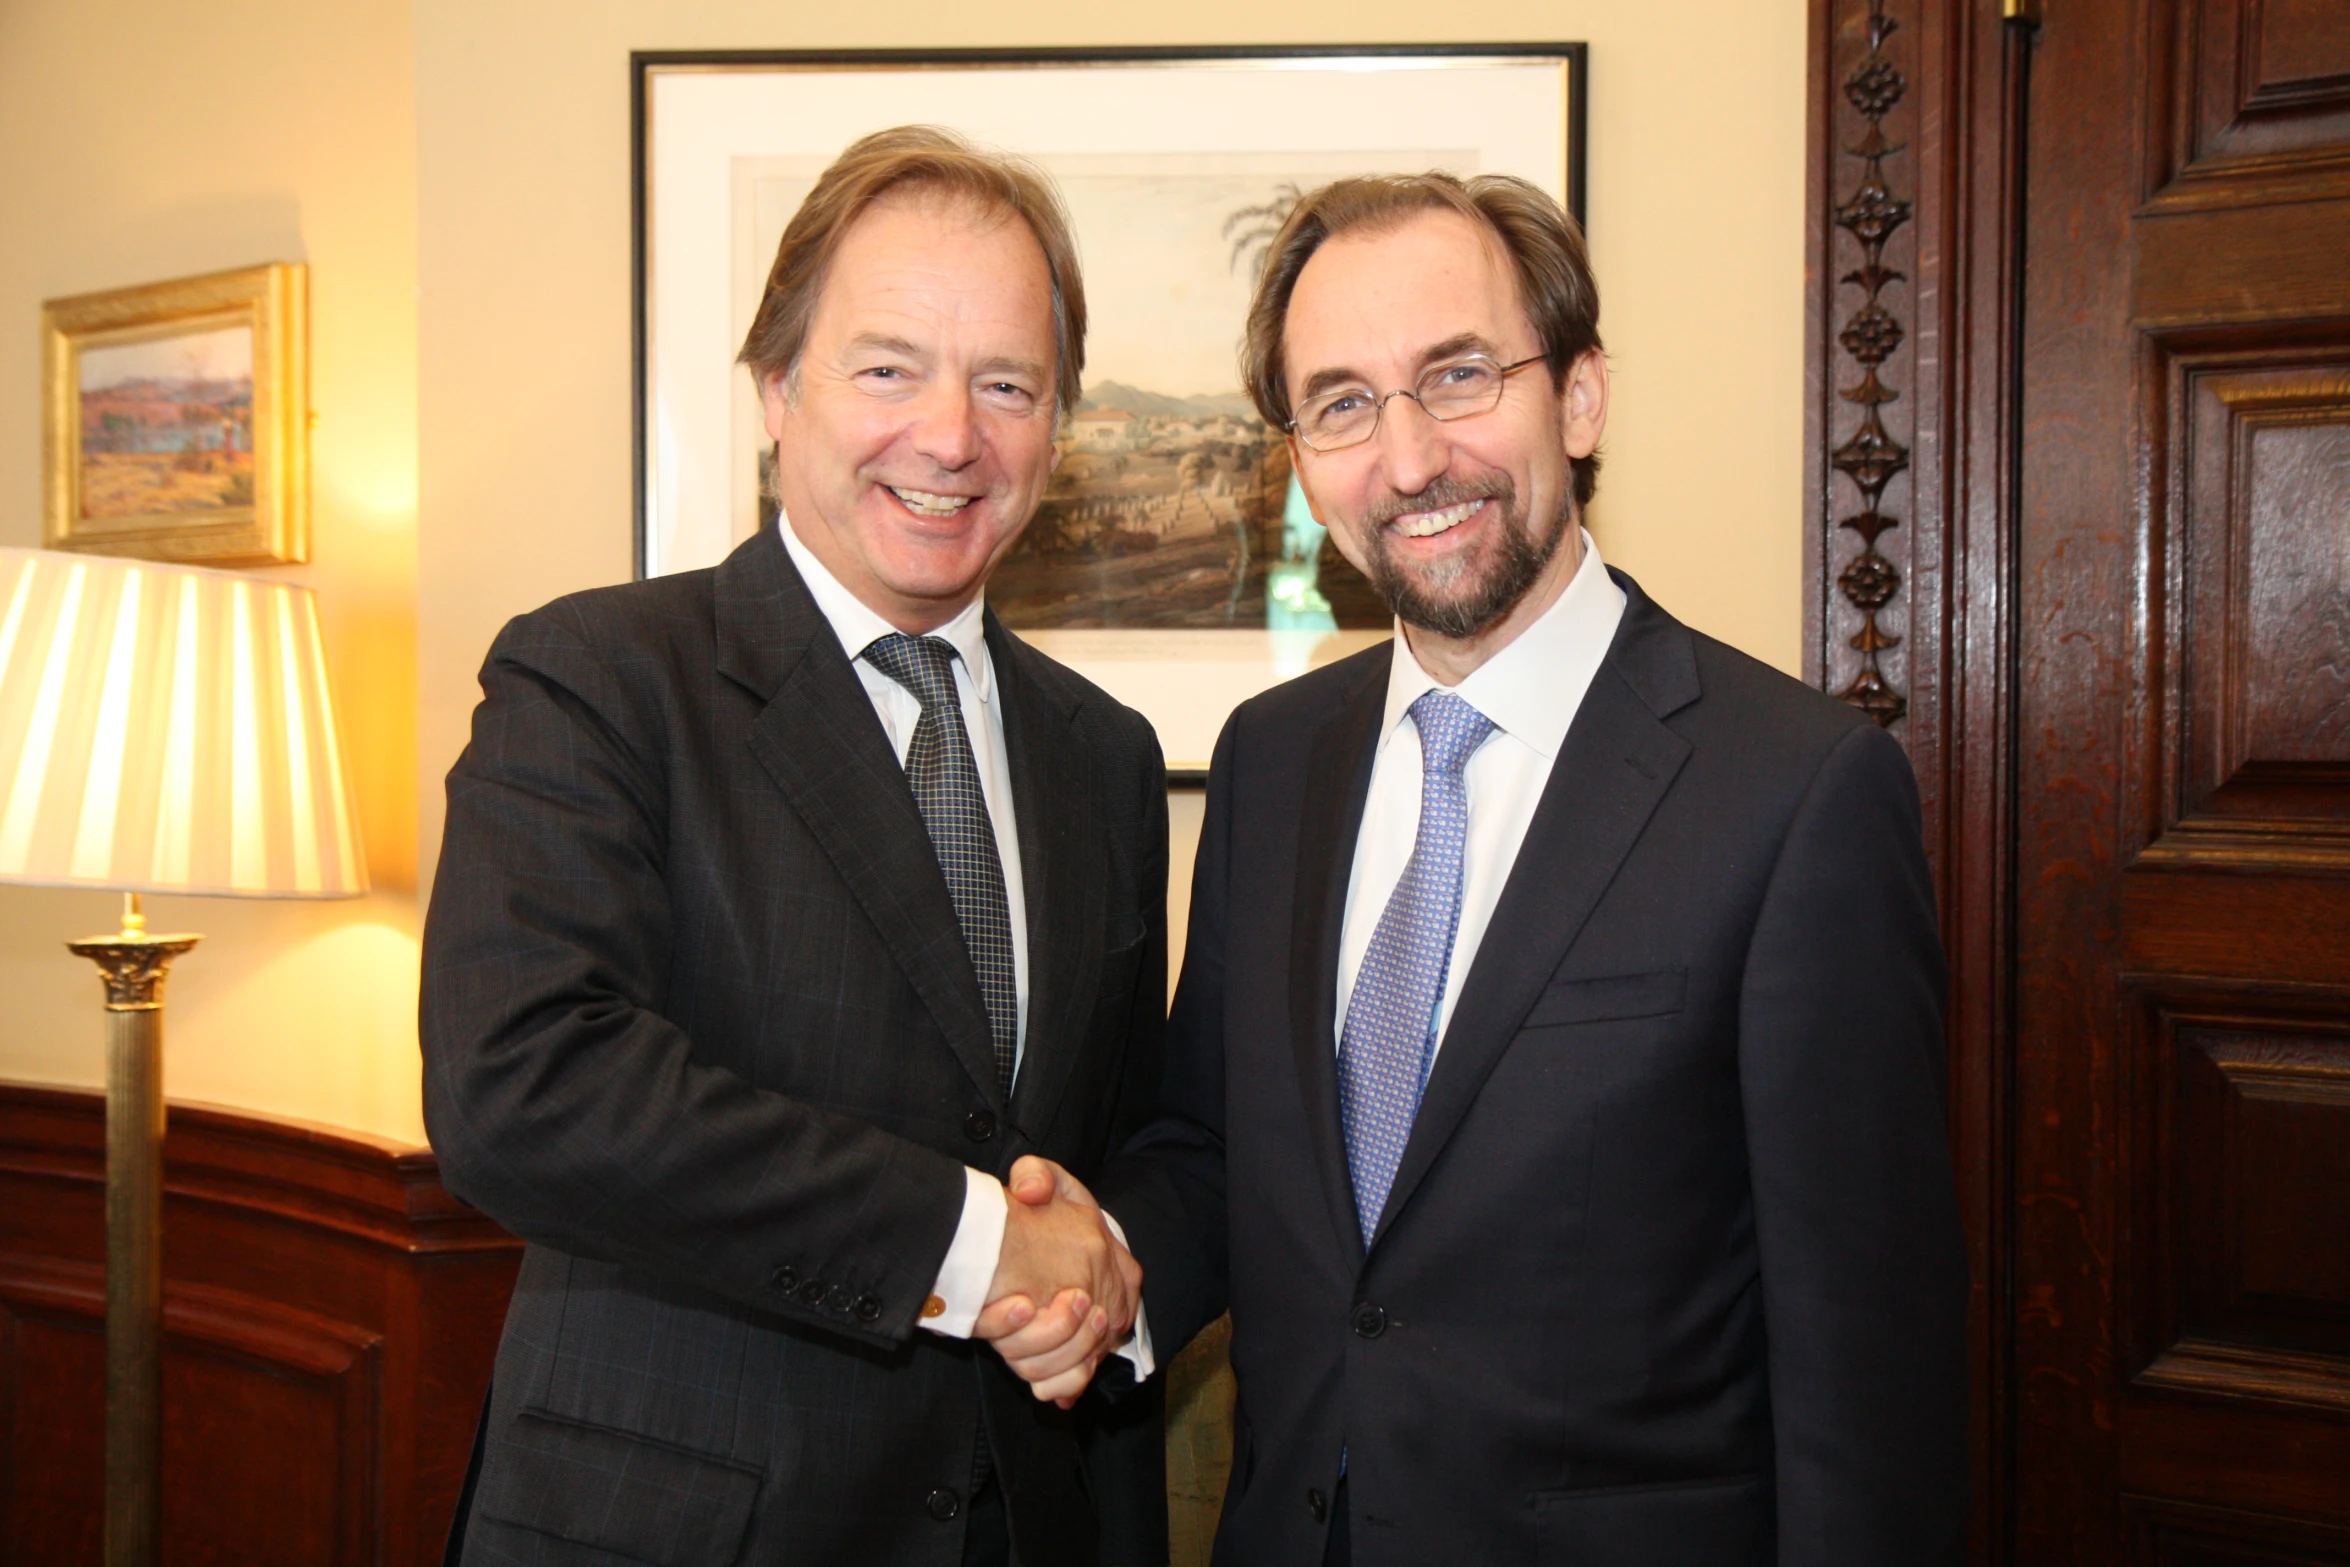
left=0, top=0, right=426, bottom=1143
left=416, top=0, right=1811, bottom=900
left=0, top=0, right=1803, bottom=1147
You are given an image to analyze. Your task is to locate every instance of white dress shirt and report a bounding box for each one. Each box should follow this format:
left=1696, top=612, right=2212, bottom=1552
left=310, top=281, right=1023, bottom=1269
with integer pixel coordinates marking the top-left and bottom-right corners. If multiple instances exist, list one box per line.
left=1335, top=531, right=1627, bottom=1056
left=780, top=520, right=1150, bottom=1376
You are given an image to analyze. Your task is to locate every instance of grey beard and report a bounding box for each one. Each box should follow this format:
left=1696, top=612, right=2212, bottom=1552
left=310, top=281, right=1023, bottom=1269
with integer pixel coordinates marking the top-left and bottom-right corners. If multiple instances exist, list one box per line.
left=1362, top=476, right=1572, bottom=641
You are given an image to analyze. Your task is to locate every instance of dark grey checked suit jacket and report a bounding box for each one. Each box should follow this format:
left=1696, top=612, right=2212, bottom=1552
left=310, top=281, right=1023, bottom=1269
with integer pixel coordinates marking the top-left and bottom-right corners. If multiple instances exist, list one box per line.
left=421, top=525, right=1170, bottom=1567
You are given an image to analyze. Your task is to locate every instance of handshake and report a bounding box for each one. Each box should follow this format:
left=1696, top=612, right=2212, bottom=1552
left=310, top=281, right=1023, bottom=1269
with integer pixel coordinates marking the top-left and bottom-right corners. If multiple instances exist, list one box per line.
left=975, top=1156, right=1142, bottom=1407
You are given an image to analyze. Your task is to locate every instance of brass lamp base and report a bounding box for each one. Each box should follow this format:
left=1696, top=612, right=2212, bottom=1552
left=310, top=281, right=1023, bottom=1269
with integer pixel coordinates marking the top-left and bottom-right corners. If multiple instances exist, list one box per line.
left=67, top=893, right=199, bottom=1567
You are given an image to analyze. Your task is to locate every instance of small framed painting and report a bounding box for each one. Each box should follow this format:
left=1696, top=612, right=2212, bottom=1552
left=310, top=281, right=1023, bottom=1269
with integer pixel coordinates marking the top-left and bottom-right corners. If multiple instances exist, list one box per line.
left=636, top=48, right=1584, bottom=770
left=43, top=263, right=308, bottom=565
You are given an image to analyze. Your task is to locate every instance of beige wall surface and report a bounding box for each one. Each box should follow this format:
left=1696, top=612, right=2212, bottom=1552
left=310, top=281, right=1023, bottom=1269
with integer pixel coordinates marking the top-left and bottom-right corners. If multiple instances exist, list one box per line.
left=0, top=0, right=1803, bottom=1145
left=0, top=0, right=424, bottom=1142
left=417, top=0, right=1809, bottom=896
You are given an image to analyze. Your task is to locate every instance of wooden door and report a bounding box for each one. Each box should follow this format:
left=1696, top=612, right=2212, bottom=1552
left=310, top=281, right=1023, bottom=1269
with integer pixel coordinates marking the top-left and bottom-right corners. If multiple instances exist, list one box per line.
left=2014, top=0, right=2350, bottom=1558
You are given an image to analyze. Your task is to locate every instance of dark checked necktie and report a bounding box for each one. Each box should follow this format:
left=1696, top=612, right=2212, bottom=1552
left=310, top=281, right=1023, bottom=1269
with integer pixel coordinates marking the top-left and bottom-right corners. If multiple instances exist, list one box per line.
left=862, top=633, right=1019, bottom=1097
left=1339, top=689, right=1495, bottom=1245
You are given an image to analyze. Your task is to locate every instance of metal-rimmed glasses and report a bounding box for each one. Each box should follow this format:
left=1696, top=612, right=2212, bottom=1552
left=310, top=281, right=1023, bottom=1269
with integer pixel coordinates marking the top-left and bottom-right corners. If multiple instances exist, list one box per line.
left=1286, top=353, right=1548, bottom=453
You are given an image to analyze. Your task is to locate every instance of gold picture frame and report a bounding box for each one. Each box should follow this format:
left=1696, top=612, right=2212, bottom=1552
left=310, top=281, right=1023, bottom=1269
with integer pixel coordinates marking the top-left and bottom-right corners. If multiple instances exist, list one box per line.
left=42, top=263, right=308, bottom=565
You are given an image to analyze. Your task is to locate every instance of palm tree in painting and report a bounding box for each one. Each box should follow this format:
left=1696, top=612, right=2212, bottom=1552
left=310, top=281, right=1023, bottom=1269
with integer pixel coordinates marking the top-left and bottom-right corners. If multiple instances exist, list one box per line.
left=1224, top=183, right=1303, bottom=283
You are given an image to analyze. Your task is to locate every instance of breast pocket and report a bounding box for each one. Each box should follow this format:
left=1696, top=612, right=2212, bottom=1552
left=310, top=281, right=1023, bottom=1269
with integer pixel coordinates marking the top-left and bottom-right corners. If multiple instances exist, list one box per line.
left=1520, top=967, right=1688, bottom=1029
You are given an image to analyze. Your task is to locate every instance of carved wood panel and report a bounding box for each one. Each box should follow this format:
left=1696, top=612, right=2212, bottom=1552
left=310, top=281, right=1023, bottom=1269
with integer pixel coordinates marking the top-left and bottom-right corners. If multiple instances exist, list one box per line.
left=2156, top=349, right=2350, bottom=863
left=1807, top=0, right=2350, bottom=1557
left=0, top=1084, right=520, bottom=1566
left=1818, top=0, right=1920, bottom=727
left=2128, top=996, right=2350, bottom=1421
left=2127, top=1494, right=2350, bottom=1566
left=2160, top=0, right=2350, bottom=194
left=2013, top=0, right=2350, bottom=1558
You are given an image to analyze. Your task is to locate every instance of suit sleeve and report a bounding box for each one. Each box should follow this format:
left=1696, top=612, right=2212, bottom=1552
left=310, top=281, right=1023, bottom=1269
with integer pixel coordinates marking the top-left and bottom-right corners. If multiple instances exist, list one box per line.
left=1737, top=721, right=1968, bottom=1564
left=1092, top=715, right=1238, bottom=1364
left=419, top=606, right=966, bottom=1349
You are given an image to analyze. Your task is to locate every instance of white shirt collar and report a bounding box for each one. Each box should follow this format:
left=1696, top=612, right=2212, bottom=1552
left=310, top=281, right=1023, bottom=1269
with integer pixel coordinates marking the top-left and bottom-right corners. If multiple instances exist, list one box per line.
left=777, top=511, right=994, bottom=702
left=1378, top=528, right=1626, bottom=760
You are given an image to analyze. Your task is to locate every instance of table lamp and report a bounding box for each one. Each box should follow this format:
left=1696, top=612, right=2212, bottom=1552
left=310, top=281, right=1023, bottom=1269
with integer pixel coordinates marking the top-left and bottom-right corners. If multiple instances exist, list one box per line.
left=0, top=545, right=367, bottom=1567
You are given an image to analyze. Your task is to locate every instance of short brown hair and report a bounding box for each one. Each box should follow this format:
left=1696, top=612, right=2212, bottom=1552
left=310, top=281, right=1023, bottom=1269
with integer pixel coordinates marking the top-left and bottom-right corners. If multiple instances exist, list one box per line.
left=737, top=125, right=1086, bottom=415
left=1243, top=172, right=1603, bottom=508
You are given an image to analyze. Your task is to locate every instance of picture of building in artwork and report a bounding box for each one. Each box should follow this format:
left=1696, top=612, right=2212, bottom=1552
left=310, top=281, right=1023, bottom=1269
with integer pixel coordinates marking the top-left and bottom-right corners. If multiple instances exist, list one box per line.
left=76, top=324, right=255, bottom=519
left=985, top=384, right=1387, bottom=630
left=739, top=156, right=1480, bottom=625
left=975, top=170, right=1398, bottom=630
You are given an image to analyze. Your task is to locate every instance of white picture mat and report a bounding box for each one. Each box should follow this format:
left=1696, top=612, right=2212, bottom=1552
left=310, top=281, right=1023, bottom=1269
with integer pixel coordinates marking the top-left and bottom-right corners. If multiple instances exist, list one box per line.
left=643, top=57, right=1572, bottom=765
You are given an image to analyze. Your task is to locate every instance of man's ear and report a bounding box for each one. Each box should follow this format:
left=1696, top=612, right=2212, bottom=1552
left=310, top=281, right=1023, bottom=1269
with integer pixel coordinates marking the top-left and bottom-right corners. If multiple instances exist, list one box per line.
left=1560, top=349, right=1609, bottom=461
left=759, top=368, right=794, bottom=444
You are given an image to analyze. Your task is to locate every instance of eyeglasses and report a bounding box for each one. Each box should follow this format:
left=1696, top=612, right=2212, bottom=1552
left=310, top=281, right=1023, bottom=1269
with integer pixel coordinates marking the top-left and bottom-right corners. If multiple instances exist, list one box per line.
left=1287, top=353, right=1548, bottom=453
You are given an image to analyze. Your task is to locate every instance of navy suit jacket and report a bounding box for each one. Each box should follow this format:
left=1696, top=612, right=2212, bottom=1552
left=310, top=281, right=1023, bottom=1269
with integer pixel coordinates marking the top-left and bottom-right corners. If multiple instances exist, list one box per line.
left=1096, top=571, right=1967, bottom=1567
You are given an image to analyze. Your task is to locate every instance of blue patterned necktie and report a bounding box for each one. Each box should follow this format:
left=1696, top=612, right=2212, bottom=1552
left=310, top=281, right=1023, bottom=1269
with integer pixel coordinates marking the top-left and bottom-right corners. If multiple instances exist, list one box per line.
left=862, top=633, right=1018, bottom=1096
left=1339, top=688, right=1496, bottom=1245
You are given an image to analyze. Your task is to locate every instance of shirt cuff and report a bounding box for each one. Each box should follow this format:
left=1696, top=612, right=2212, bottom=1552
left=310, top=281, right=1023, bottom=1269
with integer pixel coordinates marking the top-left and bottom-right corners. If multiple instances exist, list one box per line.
left=1099, top=1208, right=1156, bottom=1380
left=921, top=1166, right=1008, bottom=1339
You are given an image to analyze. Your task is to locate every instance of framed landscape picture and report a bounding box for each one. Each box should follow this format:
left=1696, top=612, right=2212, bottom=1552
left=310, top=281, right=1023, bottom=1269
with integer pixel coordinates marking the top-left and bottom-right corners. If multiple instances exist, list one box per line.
left=635, top=47, right=1585, bottom=771
left=42, top=263, right=309, bottom=565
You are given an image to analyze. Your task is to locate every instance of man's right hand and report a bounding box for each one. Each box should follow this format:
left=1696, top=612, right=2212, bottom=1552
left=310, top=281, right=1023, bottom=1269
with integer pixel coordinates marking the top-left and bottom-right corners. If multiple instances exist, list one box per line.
left=974, top=1156, right=1141, bottom=1405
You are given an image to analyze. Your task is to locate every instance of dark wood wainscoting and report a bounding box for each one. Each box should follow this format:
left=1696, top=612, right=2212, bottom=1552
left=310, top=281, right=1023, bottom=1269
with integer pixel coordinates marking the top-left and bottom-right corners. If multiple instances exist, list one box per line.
left=0, top=1082, right=520, bottom=1566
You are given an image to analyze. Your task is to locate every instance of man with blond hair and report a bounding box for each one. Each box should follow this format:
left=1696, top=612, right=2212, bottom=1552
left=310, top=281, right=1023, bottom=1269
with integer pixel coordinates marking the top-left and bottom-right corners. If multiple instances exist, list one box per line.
left=423, top=126, right=1164, bottom=1567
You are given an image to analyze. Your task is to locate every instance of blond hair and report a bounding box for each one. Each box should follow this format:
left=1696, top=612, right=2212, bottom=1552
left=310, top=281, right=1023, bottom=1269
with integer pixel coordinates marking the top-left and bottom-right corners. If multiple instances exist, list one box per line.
left=738, top=125, right=1087, bottom=416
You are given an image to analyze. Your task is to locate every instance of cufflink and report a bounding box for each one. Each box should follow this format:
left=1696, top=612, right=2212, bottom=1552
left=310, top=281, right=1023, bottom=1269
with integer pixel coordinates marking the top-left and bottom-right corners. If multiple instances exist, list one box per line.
left=923, top=1295, right=946, bottom=1319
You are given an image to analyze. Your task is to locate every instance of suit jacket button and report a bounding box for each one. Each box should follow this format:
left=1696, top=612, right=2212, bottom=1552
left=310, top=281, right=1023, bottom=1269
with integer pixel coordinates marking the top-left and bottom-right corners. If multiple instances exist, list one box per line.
left=964, top=1110, right=996, bottom=1142
left=1307, top=1487, right=1327, bottom=1522
left=771, top=1264, right=797, bottom=1291
left=797, top=1279, right=826, bottom=1307
left=855, top=1293, right=883, bottom=1323
left=825, top=1283, right=854, bottom=1314
left=927, top=1486, right=961, bottom=1521
left=1352, top=1302, right=1387, bottom=1339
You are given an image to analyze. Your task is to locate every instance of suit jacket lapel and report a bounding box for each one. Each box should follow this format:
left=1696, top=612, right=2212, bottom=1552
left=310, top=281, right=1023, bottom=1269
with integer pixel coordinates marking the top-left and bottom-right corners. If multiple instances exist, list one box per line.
left=989, top=616, right=1105, bottom=1142
left=1289, top=654, right=1390, bottom=1265
left=716, top=530, right=1006, bottom=1110
left=1370, top=579, right=1701, bottom=1246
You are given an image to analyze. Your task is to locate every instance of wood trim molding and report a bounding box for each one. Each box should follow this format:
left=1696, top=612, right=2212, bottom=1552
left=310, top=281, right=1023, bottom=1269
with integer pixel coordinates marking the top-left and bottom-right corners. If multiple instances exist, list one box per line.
left=0, top=1081, right=519, bottom=1567
left=1822, top=0, right=1917, bottom=728
left=1807, top=3, right=2035, bottom=1563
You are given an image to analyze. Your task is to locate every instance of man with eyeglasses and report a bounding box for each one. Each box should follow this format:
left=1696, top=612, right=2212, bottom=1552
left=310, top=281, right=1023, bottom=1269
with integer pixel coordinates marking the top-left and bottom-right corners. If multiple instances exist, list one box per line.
left=993, top=172, right=1969, bottom=1564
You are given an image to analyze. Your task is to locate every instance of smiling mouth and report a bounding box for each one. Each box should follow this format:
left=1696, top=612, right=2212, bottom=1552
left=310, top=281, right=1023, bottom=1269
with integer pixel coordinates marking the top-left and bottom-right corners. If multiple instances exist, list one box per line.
left=1389, top=498, right=1485, bottom=539
left=888, top=485, right=974, bottom=518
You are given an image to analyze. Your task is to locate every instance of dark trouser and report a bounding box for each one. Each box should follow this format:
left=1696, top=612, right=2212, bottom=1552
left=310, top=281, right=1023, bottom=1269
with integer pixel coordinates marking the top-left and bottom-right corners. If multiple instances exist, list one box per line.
left=1322, top=1478, right=1350, bottom=1567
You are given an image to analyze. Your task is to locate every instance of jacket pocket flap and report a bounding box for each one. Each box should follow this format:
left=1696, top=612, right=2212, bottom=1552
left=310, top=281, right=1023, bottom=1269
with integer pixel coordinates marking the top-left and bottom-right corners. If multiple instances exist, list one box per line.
left=1522, top=967, right=1688, bottom=1028
left=476, top=1408, right=762, bottom=1567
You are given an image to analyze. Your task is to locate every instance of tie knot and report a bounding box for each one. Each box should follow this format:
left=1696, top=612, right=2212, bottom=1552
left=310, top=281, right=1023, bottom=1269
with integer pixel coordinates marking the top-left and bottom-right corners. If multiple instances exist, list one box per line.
left=863, top=633, right=960, bottom=710
left=1408, top=689, right=1494, bottom=779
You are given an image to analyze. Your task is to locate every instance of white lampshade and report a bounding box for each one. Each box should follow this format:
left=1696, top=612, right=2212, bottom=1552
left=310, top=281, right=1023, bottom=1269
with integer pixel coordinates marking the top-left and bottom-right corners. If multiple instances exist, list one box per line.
left=0, top=546, right=366, bottom=898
